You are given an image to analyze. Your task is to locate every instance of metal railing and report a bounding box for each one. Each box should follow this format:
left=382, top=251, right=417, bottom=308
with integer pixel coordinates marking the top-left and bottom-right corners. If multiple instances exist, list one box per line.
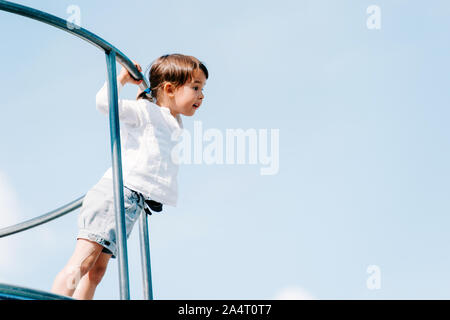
left=0, top=0, right=153, bottom=300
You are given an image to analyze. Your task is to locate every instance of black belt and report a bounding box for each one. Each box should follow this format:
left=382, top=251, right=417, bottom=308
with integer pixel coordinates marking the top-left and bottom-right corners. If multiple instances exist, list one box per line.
left=144, top=199, right=163, bottom=215
left=126, top=186, right=163, bottom=215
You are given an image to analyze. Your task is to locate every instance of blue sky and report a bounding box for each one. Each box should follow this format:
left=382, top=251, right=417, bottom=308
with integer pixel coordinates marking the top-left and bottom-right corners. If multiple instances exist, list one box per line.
left=0, top=0, right=449, bottom=299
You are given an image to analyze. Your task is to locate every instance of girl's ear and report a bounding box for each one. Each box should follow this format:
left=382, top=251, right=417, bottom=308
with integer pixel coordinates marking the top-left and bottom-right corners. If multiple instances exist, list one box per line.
left=163, top=82, right=176, bottom=97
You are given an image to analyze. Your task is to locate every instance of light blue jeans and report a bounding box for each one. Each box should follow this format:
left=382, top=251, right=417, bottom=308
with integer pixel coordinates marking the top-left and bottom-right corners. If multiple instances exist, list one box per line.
left=77, top=177, right=144, bottom=258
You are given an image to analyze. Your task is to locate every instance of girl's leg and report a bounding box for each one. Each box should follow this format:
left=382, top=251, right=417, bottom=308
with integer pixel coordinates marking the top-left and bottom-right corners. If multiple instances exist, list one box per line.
left=72, top=252, right=111, bottom=300
left=51, top=239, right=104, bottom=297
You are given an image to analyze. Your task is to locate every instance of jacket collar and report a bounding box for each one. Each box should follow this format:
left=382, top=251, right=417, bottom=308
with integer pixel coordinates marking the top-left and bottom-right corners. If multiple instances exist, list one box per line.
left=160, top=105, right=183, bottom=130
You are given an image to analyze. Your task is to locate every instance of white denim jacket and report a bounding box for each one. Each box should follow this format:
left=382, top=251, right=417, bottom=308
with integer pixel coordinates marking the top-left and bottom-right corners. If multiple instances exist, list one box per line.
left=96, top=81, right=183, bottom=207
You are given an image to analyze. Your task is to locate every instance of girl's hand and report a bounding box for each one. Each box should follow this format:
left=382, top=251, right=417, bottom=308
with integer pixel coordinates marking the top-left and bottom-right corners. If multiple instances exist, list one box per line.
left=118, top=60, right=143, bottom=86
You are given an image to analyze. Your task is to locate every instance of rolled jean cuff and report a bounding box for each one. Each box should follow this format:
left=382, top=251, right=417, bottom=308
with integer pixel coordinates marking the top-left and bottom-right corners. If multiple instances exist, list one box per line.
left=77, top=229, right=117, bottom=258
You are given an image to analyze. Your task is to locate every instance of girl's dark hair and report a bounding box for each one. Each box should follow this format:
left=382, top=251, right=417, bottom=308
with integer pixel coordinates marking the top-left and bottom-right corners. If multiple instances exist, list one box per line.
left=137, top=53, right=209, bottom=101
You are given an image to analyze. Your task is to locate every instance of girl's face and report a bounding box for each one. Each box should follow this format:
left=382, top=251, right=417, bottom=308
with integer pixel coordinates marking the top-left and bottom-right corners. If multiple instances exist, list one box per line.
left=169, top=69, right=207, bottom=117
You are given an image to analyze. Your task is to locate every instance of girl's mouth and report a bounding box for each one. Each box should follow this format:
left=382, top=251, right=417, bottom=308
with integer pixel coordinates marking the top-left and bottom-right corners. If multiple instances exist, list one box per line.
left=193, top=104, right=200, bottom=109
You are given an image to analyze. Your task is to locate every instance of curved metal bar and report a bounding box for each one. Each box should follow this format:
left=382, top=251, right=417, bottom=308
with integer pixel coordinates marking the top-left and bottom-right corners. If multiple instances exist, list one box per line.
left=0, top=1, right=153, bottom=300
left=0, top=0, right=149, bottom=91
left=0, top=195, right=84, bottom=238
left=0, top=283, right=73, bottom=300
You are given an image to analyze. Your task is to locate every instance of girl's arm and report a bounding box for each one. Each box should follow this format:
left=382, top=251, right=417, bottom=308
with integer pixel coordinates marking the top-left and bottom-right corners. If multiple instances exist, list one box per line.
left=96, top=62, right=145, bottom=127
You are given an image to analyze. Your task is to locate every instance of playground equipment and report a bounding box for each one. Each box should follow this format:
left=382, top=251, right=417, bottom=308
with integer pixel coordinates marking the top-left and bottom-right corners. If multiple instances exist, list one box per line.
left=0, top=0, right=153, bottom=300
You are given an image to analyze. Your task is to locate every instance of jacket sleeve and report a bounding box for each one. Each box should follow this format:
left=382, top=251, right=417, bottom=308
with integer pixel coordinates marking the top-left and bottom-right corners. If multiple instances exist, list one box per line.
left=96, top=81, right=143, bottom=127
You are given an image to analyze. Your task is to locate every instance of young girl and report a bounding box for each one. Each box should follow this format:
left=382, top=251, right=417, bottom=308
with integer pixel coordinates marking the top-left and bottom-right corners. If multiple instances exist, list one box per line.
left=51, top=54, right=208, bottom=299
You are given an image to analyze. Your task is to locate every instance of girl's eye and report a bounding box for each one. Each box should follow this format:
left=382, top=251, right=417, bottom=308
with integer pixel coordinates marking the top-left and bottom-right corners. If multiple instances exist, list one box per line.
left=193, top=86, right=204, bottom=92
